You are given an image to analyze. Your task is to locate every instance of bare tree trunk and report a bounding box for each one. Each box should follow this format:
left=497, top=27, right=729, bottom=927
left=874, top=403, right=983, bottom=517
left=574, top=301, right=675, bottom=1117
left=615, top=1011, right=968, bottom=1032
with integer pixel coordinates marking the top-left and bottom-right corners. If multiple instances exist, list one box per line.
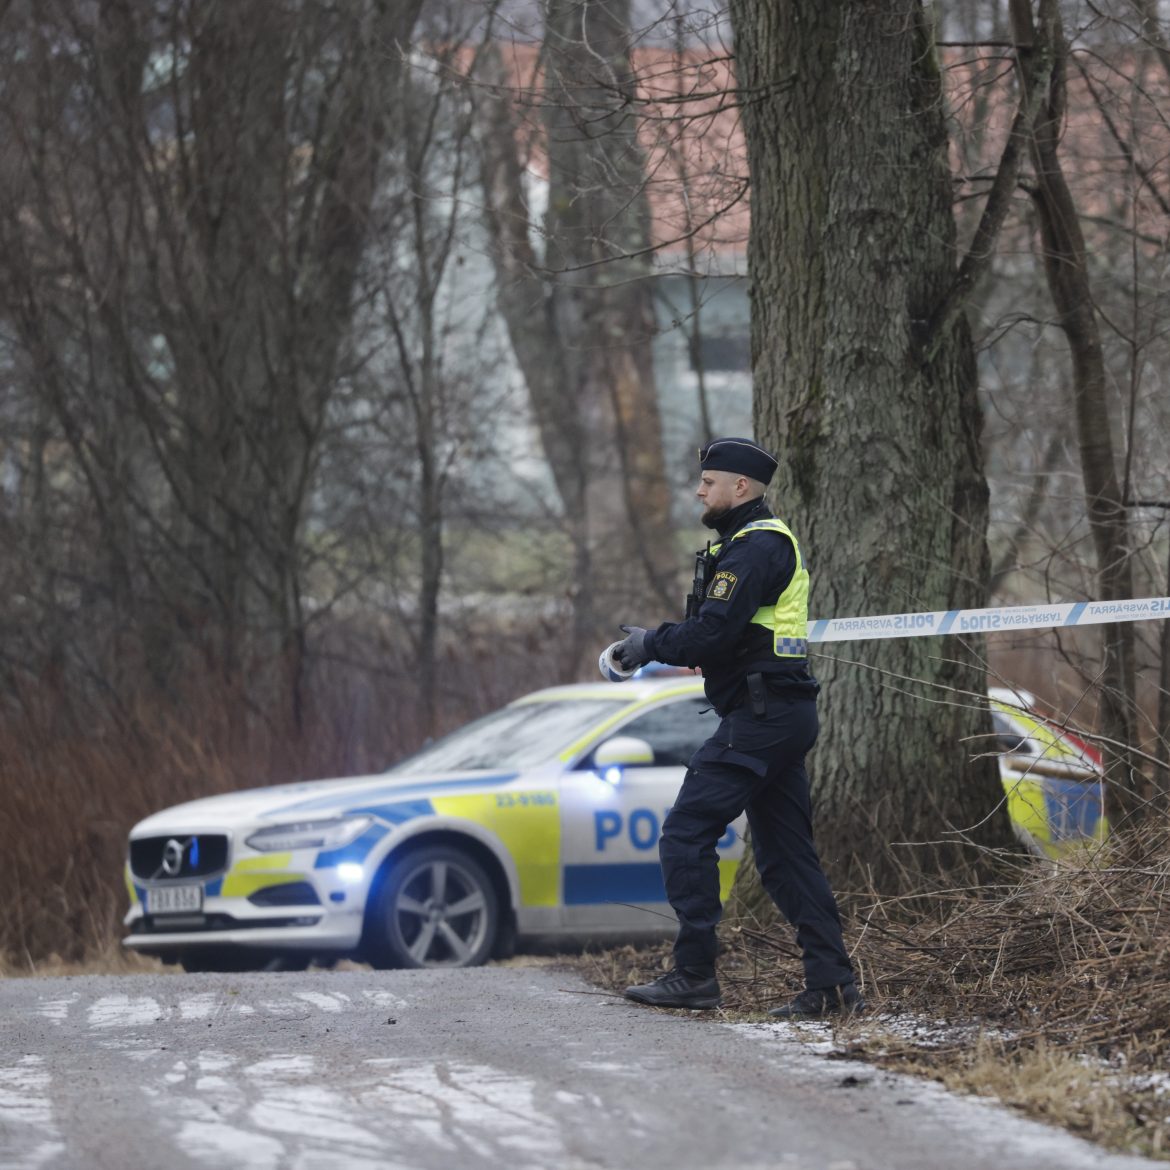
left=417, top=383, right=443, bottom=737
left=1011, top=0, right=1139, bottom=802
left=477, top=1, right=677, bottom=664
left=542, top=0, right=675, bottom=609
left=989, top=428, right=1066, bottom=594
left=1157, top=533, right=1170, bottom=795
left=727, top=0, right=1010, bottom=883
left=476, top=44, right=594, bottom=669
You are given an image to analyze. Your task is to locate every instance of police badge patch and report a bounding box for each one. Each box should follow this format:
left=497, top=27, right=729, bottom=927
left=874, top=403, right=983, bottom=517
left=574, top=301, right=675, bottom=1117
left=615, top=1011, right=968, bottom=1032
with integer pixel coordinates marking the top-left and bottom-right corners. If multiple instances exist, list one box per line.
left=708, top=570, right=738, bottom=601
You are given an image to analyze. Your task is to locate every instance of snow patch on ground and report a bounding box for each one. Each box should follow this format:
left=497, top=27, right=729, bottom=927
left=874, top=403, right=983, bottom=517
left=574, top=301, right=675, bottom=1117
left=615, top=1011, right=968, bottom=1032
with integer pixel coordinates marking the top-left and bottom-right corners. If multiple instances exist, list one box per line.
left=87, top=993, right=161, bottom=1027
left=362, top=1058, right=572, bottom=1164
left=730, top=1017, right=1156, bottom=1169
left=0, top=1056, right=66, bottom=1170
left=34, top=993, right=79, bottom=1024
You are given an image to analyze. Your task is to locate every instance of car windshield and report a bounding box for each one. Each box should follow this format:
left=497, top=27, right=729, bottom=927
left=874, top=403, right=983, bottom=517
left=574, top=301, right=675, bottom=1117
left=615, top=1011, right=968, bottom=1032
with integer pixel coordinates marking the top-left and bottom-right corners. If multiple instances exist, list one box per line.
left=388, top=698, right=630, bottom=774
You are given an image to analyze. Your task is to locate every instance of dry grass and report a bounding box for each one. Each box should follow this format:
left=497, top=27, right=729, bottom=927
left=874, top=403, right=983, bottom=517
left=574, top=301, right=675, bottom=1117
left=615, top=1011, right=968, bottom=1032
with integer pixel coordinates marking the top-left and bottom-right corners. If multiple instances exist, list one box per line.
left=0, top=944, right=169, bottom=979
left=938, top=1040, right=1161, bottom=1155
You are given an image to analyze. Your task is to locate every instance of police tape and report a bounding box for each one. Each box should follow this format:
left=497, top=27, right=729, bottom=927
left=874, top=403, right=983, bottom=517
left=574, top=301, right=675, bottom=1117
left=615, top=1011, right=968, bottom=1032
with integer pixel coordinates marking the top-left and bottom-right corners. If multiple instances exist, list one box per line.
left=807, top=596, right=1170, bottom=643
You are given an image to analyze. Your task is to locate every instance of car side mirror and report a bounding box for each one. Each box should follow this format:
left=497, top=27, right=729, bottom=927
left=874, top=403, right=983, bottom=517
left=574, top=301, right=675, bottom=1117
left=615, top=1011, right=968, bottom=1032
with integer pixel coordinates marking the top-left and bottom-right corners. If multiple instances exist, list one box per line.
left=593, top=736, right=655, bottom=769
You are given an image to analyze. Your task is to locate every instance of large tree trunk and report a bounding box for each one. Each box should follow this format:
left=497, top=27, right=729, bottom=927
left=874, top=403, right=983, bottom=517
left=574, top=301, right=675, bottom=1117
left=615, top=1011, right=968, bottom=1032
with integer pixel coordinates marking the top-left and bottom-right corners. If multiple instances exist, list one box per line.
left=476, top=42, right=594, bottom=667
left=727, top=0, right=1010, bottom=883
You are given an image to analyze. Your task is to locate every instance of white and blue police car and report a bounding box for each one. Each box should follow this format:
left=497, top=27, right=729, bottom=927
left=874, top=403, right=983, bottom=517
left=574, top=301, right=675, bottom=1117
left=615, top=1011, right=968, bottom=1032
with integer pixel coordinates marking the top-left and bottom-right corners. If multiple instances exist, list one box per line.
left=123, top=674, right=742, bottom=971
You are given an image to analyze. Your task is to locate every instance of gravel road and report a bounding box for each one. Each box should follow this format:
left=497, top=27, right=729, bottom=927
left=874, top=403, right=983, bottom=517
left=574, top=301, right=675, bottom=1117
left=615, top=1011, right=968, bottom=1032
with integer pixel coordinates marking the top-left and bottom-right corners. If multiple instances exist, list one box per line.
left=0, top=966, right=1159, bottom=1170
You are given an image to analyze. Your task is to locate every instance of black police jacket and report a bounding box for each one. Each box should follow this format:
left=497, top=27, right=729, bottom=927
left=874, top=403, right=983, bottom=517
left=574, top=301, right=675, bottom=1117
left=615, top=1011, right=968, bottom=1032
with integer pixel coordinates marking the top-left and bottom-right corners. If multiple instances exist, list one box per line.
left=644, top=496, right=820, bottom=715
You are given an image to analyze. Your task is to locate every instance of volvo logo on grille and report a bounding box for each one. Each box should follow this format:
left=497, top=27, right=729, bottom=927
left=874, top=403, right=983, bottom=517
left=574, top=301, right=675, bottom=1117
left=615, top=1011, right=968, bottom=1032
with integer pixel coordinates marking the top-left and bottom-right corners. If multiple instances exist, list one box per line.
left=161, top=838, right=188, bottom=877
left=136, top=834, right=214, bottom=883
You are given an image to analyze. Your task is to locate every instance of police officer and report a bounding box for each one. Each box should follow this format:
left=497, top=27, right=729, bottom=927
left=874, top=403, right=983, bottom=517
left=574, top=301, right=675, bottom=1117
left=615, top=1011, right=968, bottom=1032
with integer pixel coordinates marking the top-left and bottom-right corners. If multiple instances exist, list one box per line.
left=614, top=437, right=862, bottom=1018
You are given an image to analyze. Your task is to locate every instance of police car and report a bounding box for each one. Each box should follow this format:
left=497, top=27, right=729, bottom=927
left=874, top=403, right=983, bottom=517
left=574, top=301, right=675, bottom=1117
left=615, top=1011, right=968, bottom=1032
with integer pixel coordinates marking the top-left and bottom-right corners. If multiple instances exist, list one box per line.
left=123, top=675, right=740, bottom=971
left=123, top=677, right=1105, bottom=971
left=989, top=685, right=1107, bottom=859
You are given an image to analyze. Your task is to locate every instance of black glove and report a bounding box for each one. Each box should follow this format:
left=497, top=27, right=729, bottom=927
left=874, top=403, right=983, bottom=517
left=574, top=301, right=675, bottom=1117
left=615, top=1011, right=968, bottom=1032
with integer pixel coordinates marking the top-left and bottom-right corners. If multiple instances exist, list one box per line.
left=615, top=624, right=652, bottom=671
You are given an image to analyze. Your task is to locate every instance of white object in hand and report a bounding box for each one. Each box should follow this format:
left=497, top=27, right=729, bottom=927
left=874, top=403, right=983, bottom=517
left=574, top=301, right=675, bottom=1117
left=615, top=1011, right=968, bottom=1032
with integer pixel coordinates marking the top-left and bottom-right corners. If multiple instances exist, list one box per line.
left=598, top=641, right=636, bottom=682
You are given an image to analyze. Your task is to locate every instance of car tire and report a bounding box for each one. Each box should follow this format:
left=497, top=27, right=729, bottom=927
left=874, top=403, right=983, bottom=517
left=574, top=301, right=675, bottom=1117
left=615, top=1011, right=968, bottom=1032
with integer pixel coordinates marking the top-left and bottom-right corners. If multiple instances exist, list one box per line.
left=367, top=845, right=499, bottom=969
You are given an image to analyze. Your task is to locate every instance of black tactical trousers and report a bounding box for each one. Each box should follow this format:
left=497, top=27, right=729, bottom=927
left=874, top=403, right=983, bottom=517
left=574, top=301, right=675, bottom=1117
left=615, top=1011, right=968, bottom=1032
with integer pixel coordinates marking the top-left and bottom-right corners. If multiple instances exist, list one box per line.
left=659, top=697, right=854, bottom=989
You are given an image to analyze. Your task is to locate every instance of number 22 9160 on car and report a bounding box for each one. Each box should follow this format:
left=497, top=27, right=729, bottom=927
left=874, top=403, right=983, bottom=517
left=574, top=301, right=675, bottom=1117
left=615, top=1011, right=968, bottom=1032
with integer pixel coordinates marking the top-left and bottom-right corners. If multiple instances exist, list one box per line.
left=123, top=676, right=743, bottom=973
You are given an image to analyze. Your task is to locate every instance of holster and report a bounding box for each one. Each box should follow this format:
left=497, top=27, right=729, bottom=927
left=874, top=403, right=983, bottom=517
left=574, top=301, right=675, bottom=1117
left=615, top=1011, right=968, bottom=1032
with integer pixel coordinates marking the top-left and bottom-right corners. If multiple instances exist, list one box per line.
left=745, top=672, right=767, bottom=718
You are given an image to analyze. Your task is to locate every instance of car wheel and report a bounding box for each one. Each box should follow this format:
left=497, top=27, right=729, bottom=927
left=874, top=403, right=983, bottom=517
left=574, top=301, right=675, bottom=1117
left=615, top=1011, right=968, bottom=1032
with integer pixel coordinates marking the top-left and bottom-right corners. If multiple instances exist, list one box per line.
left=368, top=845, right=499, bottom=969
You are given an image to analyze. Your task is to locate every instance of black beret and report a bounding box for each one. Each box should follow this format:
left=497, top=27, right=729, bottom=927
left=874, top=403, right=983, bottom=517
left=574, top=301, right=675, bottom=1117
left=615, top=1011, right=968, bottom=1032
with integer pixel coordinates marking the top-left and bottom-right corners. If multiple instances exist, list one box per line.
left=698, top=436, right=778, bottom=485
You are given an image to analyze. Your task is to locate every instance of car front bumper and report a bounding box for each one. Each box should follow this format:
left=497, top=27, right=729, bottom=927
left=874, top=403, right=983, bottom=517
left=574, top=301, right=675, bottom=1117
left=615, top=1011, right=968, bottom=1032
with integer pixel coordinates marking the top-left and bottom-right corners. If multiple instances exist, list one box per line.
left=123, top=916, right=364, bottom=954
left=122, top=846, right=373, bottom=955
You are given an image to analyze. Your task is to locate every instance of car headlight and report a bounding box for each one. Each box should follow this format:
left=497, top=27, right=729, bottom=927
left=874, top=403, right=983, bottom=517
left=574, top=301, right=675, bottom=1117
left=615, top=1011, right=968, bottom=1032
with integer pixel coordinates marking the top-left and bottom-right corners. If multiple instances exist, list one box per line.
left=245, top=816, right=374, bottom=853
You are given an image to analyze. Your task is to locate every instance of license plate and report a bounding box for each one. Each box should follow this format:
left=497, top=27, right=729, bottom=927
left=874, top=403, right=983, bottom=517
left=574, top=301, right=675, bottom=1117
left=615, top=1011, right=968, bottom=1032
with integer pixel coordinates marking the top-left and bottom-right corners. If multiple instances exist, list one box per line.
left=147, top=885, right=203, bottom=915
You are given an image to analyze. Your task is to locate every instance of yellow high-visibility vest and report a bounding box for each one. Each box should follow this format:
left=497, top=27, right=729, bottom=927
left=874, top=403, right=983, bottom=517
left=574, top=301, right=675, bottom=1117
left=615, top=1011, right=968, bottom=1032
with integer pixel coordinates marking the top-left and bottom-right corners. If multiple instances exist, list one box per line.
left=710, top=518, right=809, bottom=657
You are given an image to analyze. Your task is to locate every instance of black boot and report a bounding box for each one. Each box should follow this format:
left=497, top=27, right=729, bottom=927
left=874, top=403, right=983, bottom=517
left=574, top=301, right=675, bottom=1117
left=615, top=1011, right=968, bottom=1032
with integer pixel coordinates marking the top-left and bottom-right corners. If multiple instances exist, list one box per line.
left=769, top=982, right=864, bottom=1019
left=624, top=969, right=722, bottom=1009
